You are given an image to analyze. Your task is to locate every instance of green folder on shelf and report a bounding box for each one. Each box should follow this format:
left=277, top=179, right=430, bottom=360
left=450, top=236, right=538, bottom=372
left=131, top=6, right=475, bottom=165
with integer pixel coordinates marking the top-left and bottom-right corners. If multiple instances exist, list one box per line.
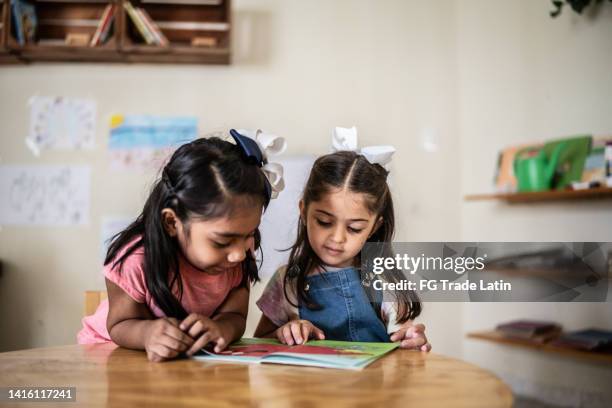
left=192, top=338, right=398, bottom=370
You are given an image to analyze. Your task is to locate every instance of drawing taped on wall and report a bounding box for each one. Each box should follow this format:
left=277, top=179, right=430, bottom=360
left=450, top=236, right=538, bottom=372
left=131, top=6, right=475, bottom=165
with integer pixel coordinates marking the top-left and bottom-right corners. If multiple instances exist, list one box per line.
left=0, top=165, right=91, bottom=226
left=27, top=96, right=97, bottom=154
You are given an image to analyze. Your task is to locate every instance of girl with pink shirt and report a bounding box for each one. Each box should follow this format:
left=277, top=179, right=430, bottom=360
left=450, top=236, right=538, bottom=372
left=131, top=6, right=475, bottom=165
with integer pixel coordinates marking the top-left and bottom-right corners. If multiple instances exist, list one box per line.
left=78, top=130, right=285, bottom=362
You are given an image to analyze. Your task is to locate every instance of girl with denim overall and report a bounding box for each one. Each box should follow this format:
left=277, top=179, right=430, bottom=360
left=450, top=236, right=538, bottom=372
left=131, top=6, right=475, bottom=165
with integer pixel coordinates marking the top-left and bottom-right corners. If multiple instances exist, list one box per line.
left=255, top=147, right=431, bottom=351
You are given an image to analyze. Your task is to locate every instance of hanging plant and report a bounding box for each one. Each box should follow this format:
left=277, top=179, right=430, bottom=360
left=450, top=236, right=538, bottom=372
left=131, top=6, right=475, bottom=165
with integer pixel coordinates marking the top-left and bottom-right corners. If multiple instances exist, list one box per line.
left=550, top=0, right=612, bottom=17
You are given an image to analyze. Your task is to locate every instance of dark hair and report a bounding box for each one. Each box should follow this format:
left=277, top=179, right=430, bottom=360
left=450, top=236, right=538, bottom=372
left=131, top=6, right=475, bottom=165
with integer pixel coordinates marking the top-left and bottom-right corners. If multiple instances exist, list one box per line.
left=284, top=150, right=421, bottom=323
left=105, top=137, right=270, bottom=319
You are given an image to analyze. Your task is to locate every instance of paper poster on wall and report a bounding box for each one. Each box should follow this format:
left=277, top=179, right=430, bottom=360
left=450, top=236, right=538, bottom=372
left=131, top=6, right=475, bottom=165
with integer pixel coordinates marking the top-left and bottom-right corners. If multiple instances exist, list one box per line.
left=27, top=96, right=96, bottom=154
left=108, top=115, right=198, bottom=171
left=0, top=165, right=90, bottom=226
left=258, top=155, right=315, bottom=278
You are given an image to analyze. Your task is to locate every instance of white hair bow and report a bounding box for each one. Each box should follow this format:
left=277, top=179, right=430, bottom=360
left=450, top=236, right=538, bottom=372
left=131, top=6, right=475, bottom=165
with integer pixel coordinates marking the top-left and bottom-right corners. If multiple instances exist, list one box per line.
left=237, top=129, right=286, bottom=199
left=332, top=126, right=396, bottom=168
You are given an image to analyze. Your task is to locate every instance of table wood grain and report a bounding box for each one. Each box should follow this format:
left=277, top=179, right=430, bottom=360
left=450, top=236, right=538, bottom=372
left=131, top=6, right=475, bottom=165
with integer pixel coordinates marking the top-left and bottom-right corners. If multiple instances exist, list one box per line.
left=0, top=344, right=513, bottom=407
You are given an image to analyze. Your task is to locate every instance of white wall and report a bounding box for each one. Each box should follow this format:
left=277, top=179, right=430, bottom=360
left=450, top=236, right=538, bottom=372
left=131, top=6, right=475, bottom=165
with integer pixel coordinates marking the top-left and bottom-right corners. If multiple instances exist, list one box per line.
left=0, top=0, right=461, bottom=353
left=456, top=0, right=612, bottom=405
left=1, top=0, right=611, bottom=403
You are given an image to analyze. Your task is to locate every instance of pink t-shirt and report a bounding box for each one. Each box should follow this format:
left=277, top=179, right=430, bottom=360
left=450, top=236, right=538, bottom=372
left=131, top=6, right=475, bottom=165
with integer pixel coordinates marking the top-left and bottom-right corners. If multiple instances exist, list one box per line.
left=77, top=244, right=243, bottom=344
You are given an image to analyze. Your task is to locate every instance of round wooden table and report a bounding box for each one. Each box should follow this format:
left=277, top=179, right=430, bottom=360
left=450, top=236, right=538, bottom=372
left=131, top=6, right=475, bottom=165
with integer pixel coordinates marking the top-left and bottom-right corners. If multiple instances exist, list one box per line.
left=0, top=344, right=512, bottom=407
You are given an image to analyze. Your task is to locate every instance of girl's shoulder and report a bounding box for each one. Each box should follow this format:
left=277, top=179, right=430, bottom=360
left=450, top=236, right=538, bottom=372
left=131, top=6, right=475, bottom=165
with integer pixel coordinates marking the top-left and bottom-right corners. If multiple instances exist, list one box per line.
left=105, top=239, right=145, bottom=271
left=261, top=265, right=294, bottom=294
left=103, top=240, right=147, bottom=303
left=274, top=265, right=289, bottom=280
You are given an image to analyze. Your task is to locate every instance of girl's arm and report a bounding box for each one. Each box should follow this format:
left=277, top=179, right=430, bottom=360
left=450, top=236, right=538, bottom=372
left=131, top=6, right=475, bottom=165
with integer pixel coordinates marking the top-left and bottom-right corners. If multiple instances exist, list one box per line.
left=180, top=286, right=249, bottom=356
left=105, top=278, right=194, bottom=361
left=254, top=314, right=280, bottom=338
left=211, top=286, right=249, bottom=342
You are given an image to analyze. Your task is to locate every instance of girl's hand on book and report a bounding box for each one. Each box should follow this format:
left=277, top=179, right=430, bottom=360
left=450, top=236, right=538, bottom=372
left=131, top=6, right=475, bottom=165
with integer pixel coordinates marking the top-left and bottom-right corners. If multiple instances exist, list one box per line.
left=390, top=322, right=431, bottom=352
left=275, top=319, right=325, bottom=345
left=180, top=313, right=227, bottom=356
left=144, top=317, right=195, bottom=362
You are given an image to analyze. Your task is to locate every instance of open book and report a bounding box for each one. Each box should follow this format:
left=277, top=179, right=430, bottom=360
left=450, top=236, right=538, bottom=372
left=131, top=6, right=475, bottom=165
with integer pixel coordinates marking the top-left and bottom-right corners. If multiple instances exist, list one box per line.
left=192, top=338, right=398, bottom=370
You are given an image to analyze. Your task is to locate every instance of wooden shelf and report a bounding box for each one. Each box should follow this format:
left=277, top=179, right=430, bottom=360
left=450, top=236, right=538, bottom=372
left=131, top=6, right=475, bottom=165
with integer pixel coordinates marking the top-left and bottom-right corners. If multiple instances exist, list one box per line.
left=465, top=187, right=612, bottom=203
left=467, top=331, right=612, bottom=365
left=1, top=0, right=231, bottom=64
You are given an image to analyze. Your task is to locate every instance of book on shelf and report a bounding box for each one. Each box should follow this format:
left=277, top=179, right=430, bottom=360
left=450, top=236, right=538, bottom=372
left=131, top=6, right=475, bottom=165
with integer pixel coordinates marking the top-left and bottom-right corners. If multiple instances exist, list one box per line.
left=90, top=4, right=115, bottom=47
left=124, top=2, right=169, bottom=46
left=192, top=338, right=398, bottom=370
left=550, top=329, right=612, bottom=352
left=124, top=1, right=155, bottom=45
left=495, top=320, right=562, bottom=343
left=10, top=0, right=37, bottom=46
left=137, top=7, right=169, bottom=46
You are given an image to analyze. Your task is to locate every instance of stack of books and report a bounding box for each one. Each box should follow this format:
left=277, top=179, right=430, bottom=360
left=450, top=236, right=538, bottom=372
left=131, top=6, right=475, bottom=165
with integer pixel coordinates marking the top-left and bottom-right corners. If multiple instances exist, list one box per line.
left=496, top=320, right=562, bottom=344
left=124, top=2, right=169, bottom=46
left=550, top=329, right=612, bottom=352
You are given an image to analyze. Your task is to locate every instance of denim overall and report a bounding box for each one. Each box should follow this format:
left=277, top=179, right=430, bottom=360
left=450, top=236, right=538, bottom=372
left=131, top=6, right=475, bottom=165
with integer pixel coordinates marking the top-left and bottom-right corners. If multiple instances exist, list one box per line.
left=298, top=267, right=389, bottom=342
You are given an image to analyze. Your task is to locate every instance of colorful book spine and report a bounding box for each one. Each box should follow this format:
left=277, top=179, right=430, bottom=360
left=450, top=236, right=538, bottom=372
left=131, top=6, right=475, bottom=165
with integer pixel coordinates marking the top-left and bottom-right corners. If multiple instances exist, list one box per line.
left=90, top=4, right=114, bottom=46
left=98, top=7, right=116, bottom=45
left=136, top=7, right=169, bottom=46
left=124, top=1, right=155, bottom=45
left=11, top=0, right=37, bottom=46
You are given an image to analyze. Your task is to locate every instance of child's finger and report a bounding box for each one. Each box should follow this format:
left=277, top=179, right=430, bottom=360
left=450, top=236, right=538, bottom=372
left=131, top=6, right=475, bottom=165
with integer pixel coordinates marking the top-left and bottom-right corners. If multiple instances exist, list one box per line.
left=159, top=334, right=190, bottom=353
left=186, top=332, right=214, bottom=356
left=282, top=325, right=294, bottom=345
left=149, top=343, right=179, bottom=359
left=400, top=335, right=426, bottom=350
left=213, top=337, right=227, bottom=353
left=389, top=327, right=408, bottom=342
left=407, top=324, right=426, bottom=335
left=420, top=342, right=432, bottom=352
left=275, top=328, right=287, bottom=344
left=290, top=323, right=303, bottom=344
left=147, top=350, right=164, bottom=363
left=312, top=325, right=325, bottom=340
left=186, top=320, right=210, bottom=339
left=163, top=324, right=194, bottom=347
left=180, top=314, right=211, bottom=331
left=179, top=313, right=199, bottom=331
left=301, top=324, right=311, bottom=342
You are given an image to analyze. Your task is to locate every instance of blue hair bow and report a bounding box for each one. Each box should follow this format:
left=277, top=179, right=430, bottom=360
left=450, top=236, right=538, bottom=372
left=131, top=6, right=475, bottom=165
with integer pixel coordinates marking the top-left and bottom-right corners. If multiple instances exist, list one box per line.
left=230, top=129, right=266, bottom=166
left=230, top=128, right=286, bottom=200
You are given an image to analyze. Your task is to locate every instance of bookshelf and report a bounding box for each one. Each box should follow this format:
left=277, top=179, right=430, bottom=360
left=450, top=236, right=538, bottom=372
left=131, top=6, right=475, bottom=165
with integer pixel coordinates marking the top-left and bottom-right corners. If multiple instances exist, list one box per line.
left=467, top=331, right=612, bottom=365
left=464, top=187, right=612, bottom=204
left=1, top=0, right=231, bottom=64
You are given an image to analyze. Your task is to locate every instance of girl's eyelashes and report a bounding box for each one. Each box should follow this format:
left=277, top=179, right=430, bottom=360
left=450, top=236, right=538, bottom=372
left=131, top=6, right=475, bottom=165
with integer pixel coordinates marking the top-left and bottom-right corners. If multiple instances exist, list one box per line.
left=315, top=218, right=364, bottom=234
left=212, top=240, right=231, bottom=248
left=316, top=219, right=332, bottom=227
left=213, top=232, right=255, bottom=248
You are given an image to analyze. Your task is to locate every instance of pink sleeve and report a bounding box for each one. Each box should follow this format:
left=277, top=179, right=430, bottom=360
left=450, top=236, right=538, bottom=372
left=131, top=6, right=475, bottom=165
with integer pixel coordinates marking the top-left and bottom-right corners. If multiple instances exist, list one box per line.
left=104, top=250, right=147, bottom=303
